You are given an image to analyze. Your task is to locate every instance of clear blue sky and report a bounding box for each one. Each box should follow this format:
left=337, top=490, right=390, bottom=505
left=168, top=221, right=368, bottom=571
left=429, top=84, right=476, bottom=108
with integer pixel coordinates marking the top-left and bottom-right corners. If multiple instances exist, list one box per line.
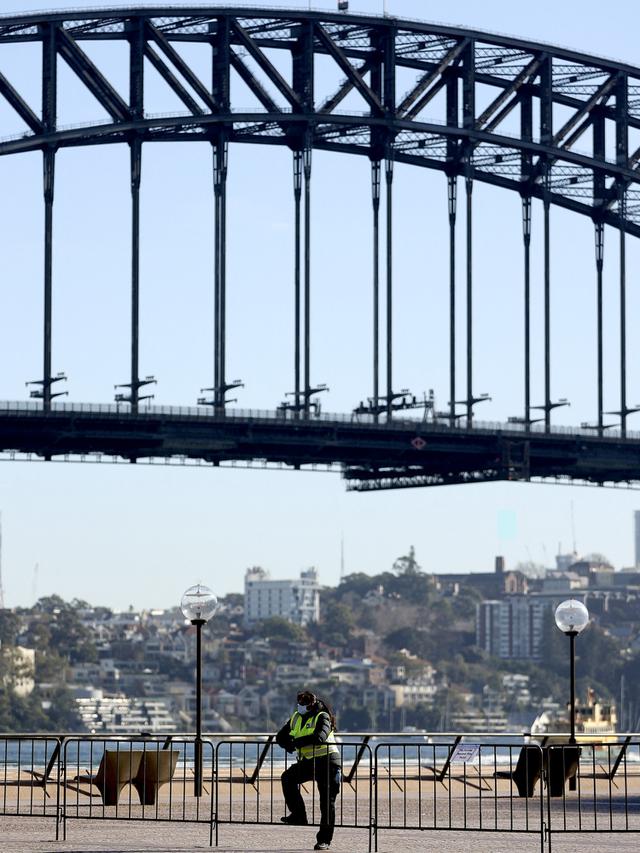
left=0, top=0, right=639, bottom=609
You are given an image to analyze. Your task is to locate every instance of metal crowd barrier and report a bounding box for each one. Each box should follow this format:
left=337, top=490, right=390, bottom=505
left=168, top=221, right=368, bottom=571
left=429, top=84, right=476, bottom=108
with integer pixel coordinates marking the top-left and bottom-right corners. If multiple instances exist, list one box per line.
left=373, top=738, right=546, bottom=853
left=0, top=731, right=639, bottom=851
left=544, top=739, right=640, bottom=851
left=368, top=735, right=640, bottom=853
left=0, top=735, right=62, bottom=820
left=60, top=736, right=215, bottom=843
left=213, top=739, right=372, bottom=848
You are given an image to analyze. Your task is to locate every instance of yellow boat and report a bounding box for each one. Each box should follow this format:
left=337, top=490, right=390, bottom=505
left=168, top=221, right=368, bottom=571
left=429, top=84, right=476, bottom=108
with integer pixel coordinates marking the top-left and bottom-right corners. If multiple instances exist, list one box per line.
left=531, top=688, right=618, bottom=745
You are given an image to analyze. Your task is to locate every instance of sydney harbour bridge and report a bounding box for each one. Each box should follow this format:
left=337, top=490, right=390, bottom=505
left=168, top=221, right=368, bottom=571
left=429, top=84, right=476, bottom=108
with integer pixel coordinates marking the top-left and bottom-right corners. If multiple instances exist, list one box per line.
left=1, top=5, right=640, bottom=490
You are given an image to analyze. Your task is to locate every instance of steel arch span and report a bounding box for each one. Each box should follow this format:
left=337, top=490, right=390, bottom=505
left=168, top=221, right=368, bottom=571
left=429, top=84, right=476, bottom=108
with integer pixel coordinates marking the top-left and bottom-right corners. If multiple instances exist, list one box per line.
left=1, top=6, right=640, bottom=490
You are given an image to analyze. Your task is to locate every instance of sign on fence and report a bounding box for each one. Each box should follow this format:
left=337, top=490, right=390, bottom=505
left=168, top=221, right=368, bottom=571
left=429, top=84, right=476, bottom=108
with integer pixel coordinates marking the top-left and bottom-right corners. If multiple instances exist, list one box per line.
left=449, top=743, right=480, bottom=764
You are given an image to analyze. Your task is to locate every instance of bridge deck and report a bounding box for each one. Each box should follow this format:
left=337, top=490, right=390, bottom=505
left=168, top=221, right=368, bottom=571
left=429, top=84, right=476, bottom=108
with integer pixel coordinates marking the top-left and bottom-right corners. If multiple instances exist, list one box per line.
left=2, top=403, right=639, bottom=491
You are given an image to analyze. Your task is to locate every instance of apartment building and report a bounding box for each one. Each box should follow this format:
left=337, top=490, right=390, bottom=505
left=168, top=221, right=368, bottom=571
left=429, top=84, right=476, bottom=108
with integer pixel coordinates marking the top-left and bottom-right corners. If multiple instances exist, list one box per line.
left=244, top=566, right=320, bottom=626
left=476, top=596, right=548, bottom=660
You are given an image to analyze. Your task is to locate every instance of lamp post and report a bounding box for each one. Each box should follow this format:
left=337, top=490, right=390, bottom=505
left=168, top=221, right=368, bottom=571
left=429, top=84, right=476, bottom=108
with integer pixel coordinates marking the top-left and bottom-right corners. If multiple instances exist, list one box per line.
left=181, top=583, right=218, bottom=797
left=554, top=599, right=589, bottom=744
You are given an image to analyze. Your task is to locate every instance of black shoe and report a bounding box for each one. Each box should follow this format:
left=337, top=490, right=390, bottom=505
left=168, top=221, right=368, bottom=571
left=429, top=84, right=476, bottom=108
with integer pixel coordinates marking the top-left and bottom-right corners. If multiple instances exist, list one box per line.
left=314, top=844, right=330, bottom=850
left=281, top=814, right=309, bottom=826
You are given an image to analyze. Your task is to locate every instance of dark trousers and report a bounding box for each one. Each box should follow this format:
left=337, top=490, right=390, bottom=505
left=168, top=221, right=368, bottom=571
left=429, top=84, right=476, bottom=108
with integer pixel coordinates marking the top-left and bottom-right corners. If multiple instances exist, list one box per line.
left=281, top=756, right=341, bottom=845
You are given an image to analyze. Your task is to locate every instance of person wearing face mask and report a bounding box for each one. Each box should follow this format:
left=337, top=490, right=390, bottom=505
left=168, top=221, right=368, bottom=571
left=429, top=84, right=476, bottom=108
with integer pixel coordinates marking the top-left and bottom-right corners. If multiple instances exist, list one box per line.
left=275, top=690, right=341, bottom=851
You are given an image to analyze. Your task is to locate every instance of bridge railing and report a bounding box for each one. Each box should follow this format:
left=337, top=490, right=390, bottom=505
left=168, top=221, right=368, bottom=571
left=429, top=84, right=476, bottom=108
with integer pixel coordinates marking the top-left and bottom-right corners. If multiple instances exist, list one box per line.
left=0, top=731, right=639, bottom=851
left=0, top=399, right=638, bottom=441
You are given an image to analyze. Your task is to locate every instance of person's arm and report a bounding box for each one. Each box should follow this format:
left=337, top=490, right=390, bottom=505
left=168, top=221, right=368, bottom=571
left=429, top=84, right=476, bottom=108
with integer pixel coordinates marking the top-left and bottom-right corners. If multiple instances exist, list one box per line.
left=293, top=711, right=332, bottom=748
left=275, top=720, right=295, bottom=752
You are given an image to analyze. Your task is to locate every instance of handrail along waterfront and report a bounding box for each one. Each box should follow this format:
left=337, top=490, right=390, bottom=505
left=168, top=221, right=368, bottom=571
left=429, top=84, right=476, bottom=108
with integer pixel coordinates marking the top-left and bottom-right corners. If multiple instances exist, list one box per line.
left=1, top=730, right=639, bottom=851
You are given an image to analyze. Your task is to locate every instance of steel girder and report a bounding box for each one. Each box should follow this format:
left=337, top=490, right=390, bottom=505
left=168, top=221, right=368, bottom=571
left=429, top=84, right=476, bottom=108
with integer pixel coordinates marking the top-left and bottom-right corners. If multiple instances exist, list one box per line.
left=2, top=405, right=640, bottom=492
left=3, top=6, right=640, bottom=490
left=0, top=8, right=638, bottom=233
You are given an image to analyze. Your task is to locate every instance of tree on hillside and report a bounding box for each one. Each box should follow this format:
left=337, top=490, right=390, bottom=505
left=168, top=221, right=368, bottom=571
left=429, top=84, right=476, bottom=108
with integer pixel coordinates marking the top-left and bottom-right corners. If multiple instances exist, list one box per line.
left=54, top=617, right=97, bottom=664
left=44, top=687, right=83, bottom=730
left=257, top=616, right=307, bottom=643
left=448, top=585, right=484, bottom=620
left=576, top=625, right=622, bottom=695
left=340, top=705, right=372, bottom=731
left=536, top=607, right=567, bottom=676
left=582, top=553, right=613, bottom=568
left=0, top=610, right=21, bottom=646
left=384, top=626, right=418, bottom=655
left=35, top=649, right=67, bottom=681
left=221, top=593, right=244, bottom=609
left=337, top=573, right=380, bottom=597
left=405, top=703, right=442, bottom=732
left=318, top=601, right=355, bottom=648
left=33, top=595, right=68, bottom=614
left=392, top=546, right=422, bottom=575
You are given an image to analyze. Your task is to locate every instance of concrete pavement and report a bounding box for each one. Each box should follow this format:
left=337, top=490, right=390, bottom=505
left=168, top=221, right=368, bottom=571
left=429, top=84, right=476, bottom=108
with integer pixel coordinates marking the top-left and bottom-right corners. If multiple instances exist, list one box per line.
left=2, top=817, right=640, bottom=853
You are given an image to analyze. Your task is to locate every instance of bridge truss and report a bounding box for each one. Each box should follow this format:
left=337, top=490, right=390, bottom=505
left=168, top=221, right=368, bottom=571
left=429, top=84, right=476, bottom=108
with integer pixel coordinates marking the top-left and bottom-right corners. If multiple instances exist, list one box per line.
left=1, top=6, right=640, bottom=489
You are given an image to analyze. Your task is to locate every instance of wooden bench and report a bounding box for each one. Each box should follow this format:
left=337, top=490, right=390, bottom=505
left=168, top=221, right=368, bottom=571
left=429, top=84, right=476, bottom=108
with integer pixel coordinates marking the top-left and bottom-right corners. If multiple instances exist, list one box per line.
left=494, top=741, right=581, bottom=798
left=69, top=749, right=143, bottom=807
left=495, top=745, right=543, bottom=797
left=67, top=748, right=179, bottom=806
left=545, top=744, right=581, bottom=797
left=133, top=750, right=179, bottom=806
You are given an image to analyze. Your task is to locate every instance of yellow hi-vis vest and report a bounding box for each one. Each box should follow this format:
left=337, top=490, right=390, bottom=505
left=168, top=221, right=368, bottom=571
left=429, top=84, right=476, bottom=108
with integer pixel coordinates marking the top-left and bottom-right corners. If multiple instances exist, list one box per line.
left=289, top=710, right=339, bottom=760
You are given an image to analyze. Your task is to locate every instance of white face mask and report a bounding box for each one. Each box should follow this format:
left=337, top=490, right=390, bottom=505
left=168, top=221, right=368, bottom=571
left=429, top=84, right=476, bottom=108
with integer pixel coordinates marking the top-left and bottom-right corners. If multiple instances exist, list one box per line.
left=297, top=703, right=309, bottom=714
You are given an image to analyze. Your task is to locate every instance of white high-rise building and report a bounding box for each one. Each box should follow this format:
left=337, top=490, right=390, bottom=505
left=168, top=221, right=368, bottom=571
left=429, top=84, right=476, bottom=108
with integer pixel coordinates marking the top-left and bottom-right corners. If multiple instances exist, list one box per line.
left=634, top=511, right=640, bottom=567
left=244, top=567, right=320, bottom=627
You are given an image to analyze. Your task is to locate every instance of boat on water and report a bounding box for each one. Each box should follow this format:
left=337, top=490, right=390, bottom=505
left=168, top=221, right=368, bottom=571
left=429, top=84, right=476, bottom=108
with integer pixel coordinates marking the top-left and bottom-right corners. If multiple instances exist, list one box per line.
left=531, top=688, right=618, bottom=744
